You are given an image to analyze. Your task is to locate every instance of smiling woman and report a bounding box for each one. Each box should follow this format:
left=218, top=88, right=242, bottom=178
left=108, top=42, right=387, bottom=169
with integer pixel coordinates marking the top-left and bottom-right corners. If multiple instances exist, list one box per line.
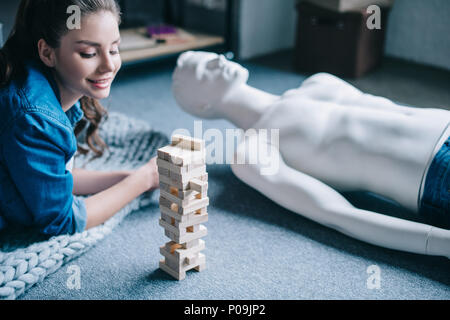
left=45, top=10, right=122, bottom=105
left=0, top=0, right=122, bottom=155
left=0, top=0, right=160, bottom=237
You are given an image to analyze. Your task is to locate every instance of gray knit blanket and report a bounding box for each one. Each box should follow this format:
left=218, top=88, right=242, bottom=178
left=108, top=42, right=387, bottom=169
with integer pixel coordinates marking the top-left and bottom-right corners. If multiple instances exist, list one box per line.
left=0, top=112, right=168, bottom=300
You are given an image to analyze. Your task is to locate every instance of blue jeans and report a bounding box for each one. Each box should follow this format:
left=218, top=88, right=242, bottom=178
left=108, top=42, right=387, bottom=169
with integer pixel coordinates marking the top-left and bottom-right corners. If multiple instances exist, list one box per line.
left=419, top=137, right=450, bottom=229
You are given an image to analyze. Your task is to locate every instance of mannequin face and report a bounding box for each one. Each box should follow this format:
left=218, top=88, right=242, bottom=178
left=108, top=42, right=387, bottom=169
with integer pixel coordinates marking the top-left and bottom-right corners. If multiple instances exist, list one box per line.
left=172, top=51, right=249, bottom=118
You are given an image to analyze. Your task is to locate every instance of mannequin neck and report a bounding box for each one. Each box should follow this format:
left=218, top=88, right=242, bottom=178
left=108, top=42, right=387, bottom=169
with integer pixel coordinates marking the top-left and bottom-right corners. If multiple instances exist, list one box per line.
left=216, top=84, right=279, bottom=130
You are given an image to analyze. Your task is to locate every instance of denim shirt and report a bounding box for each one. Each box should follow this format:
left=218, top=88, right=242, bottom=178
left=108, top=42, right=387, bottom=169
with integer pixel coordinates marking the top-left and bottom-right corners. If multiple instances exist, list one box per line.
left=0, top=60, right=87, bottom=236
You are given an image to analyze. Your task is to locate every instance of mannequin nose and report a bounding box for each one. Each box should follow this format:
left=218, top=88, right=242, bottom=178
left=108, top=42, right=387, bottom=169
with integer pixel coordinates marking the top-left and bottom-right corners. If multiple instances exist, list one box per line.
left=206, top=58, right=220, bottom=69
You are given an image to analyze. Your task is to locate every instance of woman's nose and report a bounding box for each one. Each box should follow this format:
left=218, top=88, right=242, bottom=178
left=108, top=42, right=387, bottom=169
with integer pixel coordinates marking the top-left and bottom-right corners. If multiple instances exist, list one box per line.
left=98, top=52, right=116, bottom=73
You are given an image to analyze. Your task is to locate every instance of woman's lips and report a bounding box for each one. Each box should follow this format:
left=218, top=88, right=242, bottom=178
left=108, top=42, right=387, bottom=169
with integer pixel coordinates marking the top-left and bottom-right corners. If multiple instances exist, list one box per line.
left=87, top=78, right=111, bottom=89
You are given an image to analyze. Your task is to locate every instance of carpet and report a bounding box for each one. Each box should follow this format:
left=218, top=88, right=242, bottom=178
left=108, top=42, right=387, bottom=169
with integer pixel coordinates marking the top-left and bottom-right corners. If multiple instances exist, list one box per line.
left=15, top=56, right=450, bottom=300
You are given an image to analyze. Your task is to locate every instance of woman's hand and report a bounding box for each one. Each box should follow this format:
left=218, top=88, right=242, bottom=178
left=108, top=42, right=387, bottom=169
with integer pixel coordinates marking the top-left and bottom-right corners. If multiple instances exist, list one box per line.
left=84, top=156, right=160, bottom=230
left=135, top=156, right=159, bottom=191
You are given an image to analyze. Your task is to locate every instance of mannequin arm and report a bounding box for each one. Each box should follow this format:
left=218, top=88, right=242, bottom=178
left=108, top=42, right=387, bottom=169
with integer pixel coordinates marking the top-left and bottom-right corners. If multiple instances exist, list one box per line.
left=231, top=137, right=450, bottom=258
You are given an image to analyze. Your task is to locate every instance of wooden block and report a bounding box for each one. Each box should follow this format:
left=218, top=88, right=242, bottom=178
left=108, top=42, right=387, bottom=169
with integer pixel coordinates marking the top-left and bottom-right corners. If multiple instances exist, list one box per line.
left=157, top=166, right=170, bottom=177
left=160, top=244, right=206, bottom=273
left=177, top=224, right=207, bottom=244
left=164, top=241, right=184, bottom=254
left=160, top=194, right=209, bottom=215
left=175, top=211, right=208, bottom=228
left=157, top=157, right=205, bottom=175
left=164, top=256, right=180, bottom=270
left=157, top=148, right=170, bottom=161
left=159, top=218, right=186, bottom=236
left=182, top=239, right=200, bottom=249
left=161, top=239, right=205, bottom=260
left=160, top=182, right=197, bottom=201
left=160, top=189, right=206, bottom=207
left=165, top=224, right=206, bottom=244
left=160, top=190, right=182, bottom=207
left=160, top=189, right=192, bottom=207
left=185, top=254, right=198, bottom=265
left=170, top=186, right=179, bottom=196
left=160, top=204, right=188, bottom=222
left=159, top=252, right=205, bottom=280
left=160, top=172, right=208, bottom=190
left=160, top=246, right=185, bottom=267
left=157, top=145, right=205, bottom=167
left=159, top=196, right=173, bottom=209
left=193, top=207, right=207, bottom=216
left=159, top=181, right=171, bottom=194
left=160, top=183, right=197, bottom=200
left=164, top=229, right=177, bottom=240
left=161, top=212, right=173, bottom=224
left=185, top=253, right=205, bottom=273
left=168, top=165, right=207, bottom=183
left=157, top=145, right=184, bottom=166
left=170, top=243, right=183, bottom=254
left=171, top=134, right=205, bottom=151
left=193, top=253, right=206, bottom=272
left=181, top=197, right=209, bottom=215
left=189, top=178, right=208, bottom=193
left=186, top=224, right=200, bottom=233
left=159, top=172, right=189, bottom=189
left=195, top=261, right=206, bottom=272
left=157, top=157, right=182, bottom=174
left=159, top=259, right=185, bottom=280
left=171, top=203, right=179, bottom=212
left=179, top=189, right=198, bottom=200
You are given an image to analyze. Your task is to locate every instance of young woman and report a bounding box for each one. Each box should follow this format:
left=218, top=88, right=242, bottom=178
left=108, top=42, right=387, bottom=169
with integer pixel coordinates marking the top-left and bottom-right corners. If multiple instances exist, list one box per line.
left=0, top=0, right=159, bottom=236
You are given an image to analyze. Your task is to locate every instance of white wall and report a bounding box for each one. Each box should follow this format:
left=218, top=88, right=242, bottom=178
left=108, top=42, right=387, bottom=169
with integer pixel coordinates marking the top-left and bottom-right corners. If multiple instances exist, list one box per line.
left=238, top=0, right=297, bottom=60
left=385, top=0, right=450, bottom=70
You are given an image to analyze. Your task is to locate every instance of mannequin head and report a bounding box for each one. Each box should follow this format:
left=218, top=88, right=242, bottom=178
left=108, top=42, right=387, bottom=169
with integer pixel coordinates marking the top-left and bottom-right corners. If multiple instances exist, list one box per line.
left=172, top=51, right=249, bottom=119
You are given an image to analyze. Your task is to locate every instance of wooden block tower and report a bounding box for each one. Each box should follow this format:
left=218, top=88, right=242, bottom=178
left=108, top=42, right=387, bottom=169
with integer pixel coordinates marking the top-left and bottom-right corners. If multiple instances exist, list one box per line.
left=157, top=134, right=209, bottom=280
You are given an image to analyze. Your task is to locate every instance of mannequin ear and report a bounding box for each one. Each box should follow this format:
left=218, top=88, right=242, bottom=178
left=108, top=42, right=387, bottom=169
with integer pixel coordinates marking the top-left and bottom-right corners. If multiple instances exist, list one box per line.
left=37, top=38, right=57, bottom=68
left=177, top=51, right=194, bottom=67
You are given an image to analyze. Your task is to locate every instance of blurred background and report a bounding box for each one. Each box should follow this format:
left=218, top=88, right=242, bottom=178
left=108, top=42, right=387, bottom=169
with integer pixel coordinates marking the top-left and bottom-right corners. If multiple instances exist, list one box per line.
left=1, top=0, right=449, bottom=70
left=0, top=0, right=449, bottom=108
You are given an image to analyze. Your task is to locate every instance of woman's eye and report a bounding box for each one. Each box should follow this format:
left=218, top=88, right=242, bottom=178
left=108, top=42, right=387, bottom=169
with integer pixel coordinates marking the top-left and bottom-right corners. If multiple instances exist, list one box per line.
left=110, top=50, right=119, bottom=55
left=80, top=53, right=96, bottom=58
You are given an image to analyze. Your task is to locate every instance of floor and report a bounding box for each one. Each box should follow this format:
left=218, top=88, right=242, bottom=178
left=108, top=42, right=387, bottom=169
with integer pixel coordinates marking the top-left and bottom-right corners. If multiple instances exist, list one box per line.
left=19, top=49, right=450, bottom=300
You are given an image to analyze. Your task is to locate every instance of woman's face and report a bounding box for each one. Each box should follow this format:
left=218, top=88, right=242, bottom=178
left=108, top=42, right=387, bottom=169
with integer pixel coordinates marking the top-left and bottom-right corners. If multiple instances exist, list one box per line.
left=52, top=10, right=121, bottom=102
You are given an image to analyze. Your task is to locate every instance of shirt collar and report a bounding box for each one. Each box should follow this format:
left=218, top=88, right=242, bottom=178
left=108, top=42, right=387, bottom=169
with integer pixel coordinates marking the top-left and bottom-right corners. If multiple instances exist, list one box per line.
left=24, top=59, right=84, bottom=127
left=65, top=100, right=84, bottom=127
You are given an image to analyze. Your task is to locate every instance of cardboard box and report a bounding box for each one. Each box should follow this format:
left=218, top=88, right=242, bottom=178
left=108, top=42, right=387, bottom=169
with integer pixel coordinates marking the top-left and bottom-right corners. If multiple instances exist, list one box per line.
left=294, top=1, right=390, bottom=78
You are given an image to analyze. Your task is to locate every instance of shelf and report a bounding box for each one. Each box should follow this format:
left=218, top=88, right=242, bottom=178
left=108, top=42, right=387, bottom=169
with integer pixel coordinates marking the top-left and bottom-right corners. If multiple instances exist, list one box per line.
left=119, top=27, right=225, bottom=64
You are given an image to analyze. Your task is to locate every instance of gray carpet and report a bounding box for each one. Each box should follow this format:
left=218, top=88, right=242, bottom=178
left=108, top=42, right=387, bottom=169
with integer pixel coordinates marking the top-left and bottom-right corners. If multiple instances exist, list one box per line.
left=20, top=52, right=450, bottom=299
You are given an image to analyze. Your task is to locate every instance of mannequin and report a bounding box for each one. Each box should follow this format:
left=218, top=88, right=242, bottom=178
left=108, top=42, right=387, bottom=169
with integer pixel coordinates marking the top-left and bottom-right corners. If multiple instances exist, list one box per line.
left=172, top=51, right=450, bottom=258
